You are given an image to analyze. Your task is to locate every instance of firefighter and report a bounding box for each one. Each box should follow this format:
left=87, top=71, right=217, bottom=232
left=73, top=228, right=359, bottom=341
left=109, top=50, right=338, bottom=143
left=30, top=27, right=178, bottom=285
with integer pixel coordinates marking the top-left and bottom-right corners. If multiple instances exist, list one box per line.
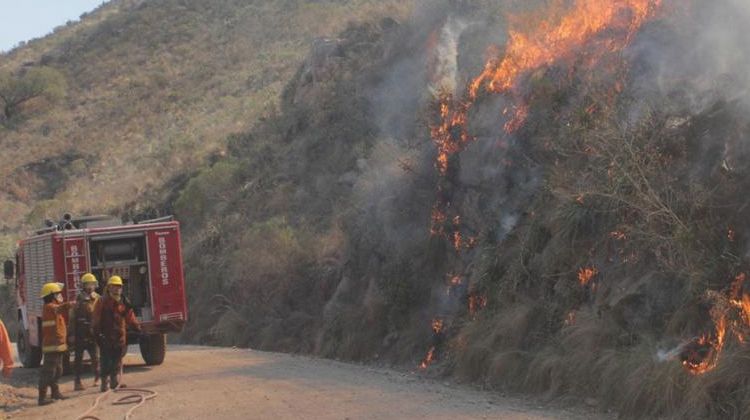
left=71, top=273, right=101, bottom=390
left=0, top=317, right=13, bottom=378
left=39, top=282, right=74, bottom=406
left=93, top=276, right=141, bottom=392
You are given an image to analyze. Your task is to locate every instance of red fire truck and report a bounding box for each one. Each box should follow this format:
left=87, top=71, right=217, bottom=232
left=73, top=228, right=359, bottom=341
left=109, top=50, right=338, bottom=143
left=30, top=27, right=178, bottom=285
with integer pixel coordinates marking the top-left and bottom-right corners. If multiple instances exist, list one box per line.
left=3, top=214, right=187, bottom=369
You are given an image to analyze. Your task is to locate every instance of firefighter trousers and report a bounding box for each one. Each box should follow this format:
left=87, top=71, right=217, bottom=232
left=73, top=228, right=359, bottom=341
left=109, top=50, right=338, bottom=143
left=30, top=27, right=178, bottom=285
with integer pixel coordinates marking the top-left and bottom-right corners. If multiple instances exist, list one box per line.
left=39, top=352, right=63, bottom=394
left=100, top=346, right=127, bottom=390
left=74, top=341, right=100, bottom=382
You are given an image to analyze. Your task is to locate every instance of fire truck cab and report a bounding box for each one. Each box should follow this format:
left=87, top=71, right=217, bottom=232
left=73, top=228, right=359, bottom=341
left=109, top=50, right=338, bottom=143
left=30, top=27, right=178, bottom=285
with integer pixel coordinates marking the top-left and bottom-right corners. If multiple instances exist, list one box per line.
left=3, top=214, right=187, bottom=368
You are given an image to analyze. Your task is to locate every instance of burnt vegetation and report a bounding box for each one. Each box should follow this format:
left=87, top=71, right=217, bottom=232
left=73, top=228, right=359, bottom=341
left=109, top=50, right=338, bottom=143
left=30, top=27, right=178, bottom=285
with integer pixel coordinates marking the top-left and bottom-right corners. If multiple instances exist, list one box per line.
left=175, top=1, right=750, bottom=419
left=4, top=0, right=750, bottom=419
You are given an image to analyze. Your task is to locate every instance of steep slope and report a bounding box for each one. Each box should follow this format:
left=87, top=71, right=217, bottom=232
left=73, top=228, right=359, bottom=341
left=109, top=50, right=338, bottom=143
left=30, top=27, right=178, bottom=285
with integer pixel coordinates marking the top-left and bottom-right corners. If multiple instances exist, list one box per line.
left=175, top=1, right=750, bottom=419
left=0, top=0, right=414, bottom=255
left=4, top=0, right=750, bottom=418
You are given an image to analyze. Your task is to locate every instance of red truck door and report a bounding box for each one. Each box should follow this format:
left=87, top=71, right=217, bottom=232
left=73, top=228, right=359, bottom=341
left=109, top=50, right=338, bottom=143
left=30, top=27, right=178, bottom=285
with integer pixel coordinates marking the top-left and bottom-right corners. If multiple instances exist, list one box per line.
left=61, top=236, right=89, bottom=300
left=146, top=226, right=187, bottom=325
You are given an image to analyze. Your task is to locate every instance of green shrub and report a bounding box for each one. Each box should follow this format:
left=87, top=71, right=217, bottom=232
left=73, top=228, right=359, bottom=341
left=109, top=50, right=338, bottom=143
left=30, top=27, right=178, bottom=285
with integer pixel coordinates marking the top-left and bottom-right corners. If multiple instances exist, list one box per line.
left=174, top=161, right=238, bottom=226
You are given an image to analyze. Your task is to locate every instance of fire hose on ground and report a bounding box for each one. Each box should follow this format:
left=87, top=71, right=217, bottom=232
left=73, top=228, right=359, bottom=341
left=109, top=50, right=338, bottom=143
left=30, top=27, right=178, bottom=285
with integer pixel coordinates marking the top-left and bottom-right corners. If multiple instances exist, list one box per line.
left=75, top=366, right=158, bottom=420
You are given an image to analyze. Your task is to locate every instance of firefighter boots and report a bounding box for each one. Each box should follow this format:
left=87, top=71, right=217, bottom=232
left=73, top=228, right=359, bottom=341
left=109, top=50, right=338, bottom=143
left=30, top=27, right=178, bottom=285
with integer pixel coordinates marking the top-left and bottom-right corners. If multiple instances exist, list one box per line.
left=50, top=384, right=67, bottom=400
left=38, top=387, right=55, bottom=406
left=110, top=374, right=121, bottom=390
left=74, top=379, right=86, bottom=391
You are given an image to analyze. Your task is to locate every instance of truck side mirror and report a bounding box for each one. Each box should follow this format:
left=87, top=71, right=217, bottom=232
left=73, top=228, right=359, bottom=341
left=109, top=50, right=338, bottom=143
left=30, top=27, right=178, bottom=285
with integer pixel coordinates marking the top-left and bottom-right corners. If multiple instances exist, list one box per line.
left=3, top=260, right=14, bottom=280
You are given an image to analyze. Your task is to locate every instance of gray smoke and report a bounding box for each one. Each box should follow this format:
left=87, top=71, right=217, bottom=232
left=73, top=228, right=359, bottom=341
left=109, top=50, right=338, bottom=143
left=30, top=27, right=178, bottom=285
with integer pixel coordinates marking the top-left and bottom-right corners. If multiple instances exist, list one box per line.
left=655, top=341, right=690, bottom=363
left=429, top=16, right=471, bottom=97
left=630, top=0, right=750, bottom=114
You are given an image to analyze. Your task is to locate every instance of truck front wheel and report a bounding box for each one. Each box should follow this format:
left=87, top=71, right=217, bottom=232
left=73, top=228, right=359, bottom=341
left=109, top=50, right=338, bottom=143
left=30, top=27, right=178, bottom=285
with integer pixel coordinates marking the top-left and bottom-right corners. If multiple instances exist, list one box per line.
left=139, top=333, right=166, bottom=366
left=17, top=328, right=42, bottom=368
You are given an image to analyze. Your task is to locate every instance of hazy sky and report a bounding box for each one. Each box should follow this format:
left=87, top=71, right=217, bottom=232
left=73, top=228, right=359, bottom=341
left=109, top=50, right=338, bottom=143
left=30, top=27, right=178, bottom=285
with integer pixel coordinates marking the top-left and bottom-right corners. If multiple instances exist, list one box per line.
left=0, top=0, right=106, bottom=53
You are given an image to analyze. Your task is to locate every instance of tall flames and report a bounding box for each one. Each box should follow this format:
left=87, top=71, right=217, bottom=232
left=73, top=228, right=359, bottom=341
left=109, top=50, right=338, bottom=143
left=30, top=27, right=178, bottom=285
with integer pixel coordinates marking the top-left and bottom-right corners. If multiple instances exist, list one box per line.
left=420, top=0, right=664, bottom=370
left=470, top=0, right=663, bottom=98
left=429, top=0, right=663, bottom=238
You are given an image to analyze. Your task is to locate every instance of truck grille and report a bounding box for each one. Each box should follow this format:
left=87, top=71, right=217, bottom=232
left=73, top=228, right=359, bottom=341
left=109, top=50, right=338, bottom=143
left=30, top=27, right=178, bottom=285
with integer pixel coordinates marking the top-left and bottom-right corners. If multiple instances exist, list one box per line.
left=24, top=237, right=54, bottom=314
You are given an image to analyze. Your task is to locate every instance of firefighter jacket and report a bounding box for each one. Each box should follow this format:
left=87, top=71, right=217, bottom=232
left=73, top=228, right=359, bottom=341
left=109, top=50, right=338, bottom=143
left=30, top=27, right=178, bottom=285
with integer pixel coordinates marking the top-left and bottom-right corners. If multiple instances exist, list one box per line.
left=0, top=318, right=13, bottom=372
left=41, top=301, right=73, bottom=353
left=71, top=291, right=100, bottom=344
left=92, top=295, right=140, bottom=351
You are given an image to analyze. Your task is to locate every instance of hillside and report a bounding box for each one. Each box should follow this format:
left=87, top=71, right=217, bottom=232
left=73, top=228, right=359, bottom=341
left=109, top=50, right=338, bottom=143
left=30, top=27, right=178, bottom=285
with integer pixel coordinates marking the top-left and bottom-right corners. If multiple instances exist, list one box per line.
left=174, top=0, right=750, bottom=419
left=0, top=0, right=415, bottom=255
left=3, top=0, right=750, bottom=419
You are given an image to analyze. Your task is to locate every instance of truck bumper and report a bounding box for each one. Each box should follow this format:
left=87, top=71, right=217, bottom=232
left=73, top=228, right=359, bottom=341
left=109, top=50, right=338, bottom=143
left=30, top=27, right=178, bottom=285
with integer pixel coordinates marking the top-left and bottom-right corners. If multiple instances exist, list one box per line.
left=126, top=320, right=186, bottom=344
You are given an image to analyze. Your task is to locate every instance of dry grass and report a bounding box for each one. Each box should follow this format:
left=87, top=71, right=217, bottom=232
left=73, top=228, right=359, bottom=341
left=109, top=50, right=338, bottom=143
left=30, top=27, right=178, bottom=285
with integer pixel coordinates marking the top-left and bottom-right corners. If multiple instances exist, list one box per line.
left=0, top=0, right=417, bottom=251
left=3, top=2, right=746, bottom=419
left=447, top=42, right=750, bottom=417
left=454, top=303, right=750, bottom=419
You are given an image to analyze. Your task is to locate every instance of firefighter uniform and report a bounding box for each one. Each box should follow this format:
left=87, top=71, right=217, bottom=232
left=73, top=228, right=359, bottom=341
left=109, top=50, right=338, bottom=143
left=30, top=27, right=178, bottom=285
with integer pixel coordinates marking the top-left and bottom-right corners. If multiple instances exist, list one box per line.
left=93, top=276, right=141, bottom=391
left=72, top=289, right=101, bottom=389
left=39, top=283, right=73, bottom=405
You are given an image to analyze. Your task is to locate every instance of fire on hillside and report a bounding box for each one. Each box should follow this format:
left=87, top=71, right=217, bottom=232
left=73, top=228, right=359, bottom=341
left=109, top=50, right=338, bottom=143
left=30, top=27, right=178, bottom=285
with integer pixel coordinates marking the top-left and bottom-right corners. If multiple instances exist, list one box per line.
left=418, top=0, right=664, bottom=370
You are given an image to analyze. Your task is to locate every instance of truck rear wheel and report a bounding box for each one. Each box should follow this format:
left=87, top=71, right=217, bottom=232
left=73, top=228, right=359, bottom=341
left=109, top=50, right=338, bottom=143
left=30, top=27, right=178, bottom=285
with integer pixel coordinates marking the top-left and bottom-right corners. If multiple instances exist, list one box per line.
left=139, top=333, right=166, bottom=365
left=17, top=328, right=42, bottom=368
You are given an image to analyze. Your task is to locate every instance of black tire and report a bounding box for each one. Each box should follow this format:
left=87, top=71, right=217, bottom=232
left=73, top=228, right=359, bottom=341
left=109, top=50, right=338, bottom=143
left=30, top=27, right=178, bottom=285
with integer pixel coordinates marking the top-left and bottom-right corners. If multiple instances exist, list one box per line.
left=139, top=333, right=166, bottom=366
left=17, top=328, right=42, bottom=368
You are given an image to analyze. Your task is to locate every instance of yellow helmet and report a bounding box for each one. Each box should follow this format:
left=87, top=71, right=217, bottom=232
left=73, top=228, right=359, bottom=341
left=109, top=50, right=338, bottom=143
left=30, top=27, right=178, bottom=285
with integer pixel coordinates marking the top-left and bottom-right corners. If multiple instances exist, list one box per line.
left=40, top=282, right=64, bottom=298
left=107, top=276, right=123, bottom=287
left=80, top=273, right=97, bottom=284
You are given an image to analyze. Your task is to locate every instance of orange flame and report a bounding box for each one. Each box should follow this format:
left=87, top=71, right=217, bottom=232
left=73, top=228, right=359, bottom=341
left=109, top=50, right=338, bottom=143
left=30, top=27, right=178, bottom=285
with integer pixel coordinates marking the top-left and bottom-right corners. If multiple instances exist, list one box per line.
left=419, top=320, right=445, bottom=370
left=453, top=231, right=478, bottom=250
left=578, top=266, right=597, bottom=287
left=565, top=311, right=576, bottom=326
left=446, top=274, right=464, bottom=296
left=429, top=0, right=664, bottom=244
left=468, top=295, right=488, bottom=316
left=425, top=0, right=663, bottom=373
left=503, top=103, right=529, bottom=134
left=430, top=93, right=472, bottom=176
left=430, top=204, right=447, bottom=236
left=447, top=274, right=464, bottom=287
left=610, top=231, right=627, bottom=240
left=683, top=311, right=727, bottom=376
left=420, top=346, right=436, bottom=370
left=430, top=0, right=664, bottom=195
left=684, top=274, right=749, bottom=375
left=621, top=250, right=638, bottom=264
left=432, top=318, right=445, bottom=334
left=470, top=0, right=663, bottom=98
left=741, top=294, right=750, bottom=327
left=419, top=320, right=445, bottom=369
left=467, top=0, right=662, bottom=131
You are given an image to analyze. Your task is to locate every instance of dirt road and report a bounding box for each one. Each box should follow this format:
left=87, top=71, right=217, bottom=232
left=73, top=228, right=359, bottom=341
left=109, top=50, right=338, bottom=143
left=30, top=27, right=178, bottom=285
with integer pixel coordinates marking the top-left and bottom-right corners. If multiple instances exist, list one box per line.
left=1, top=345, right=610, bottom=420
